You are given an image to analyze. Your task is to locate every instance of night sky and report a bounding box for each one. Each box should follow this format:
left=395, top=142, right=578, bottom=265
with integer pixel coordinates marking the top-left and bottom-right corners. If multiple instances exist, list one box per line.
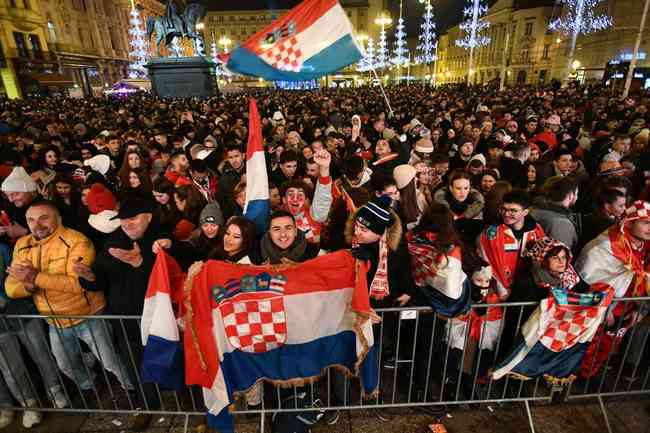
left=196, top=0, right=466, bottom=33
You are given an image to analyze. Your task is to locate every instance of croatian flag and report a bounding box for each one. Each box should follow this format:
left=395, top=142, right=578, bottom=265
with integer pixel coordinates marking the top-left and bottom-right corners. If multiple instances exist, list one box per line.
left=221, top=0, right=363, bottom=81
left=243, top=98, right=270, bottom=234
left=142, top=250, right=378, bottom=433
left=140, top=252, right=186, bottom=390
left=492, top=287, right=614, bottom=382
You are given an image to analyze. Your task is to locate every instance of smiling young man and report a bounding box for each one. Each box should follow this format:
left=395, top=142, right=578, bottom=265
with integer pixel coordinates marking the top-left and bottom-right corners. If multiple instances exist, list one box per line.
left=479, top=190, right=545, bottom=299
left=260, top=210, right=316, bottom=264
left=279, top=149, right=333, bottom=245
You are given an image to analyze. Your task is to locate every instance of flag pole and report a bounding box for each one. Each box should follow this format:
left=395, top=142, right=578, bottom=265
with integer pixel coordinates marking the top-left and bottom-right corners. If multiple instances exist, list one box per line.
left=369, top=66, right=395, bottom=118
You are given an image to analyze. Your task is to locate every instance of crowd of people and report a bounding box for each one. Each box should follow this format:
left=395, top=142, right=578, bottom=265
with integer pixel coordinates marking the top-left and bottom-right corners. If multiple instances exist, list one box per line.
left=0, top=83, right=649, bottom=430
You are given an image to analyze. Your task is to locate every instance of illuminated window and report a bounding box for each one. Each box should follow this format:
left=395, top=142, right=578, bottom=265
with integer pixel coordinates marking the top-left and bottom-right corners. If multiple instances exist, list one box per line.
left=47, top=20, right=57, bottom=43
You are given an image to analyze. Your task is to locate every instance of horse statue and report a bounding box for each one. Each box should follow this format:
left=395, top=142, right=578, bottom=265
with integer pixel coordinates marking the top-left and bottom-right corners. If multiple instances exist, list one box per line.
left=146, top=1, right=207, bottom=57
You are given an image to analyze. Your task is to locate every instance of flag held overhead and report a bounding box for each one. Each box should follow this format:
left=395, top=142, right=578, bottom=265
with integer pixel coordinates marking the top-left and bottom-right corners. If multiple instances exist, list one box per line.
left=221, top=0, right=363, bottom=81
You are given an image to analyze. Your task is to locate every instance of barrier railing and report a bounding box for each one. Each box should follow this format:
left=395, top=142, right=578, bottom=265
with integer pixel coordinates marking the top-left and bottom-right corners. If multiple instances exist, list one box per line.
left=0, top=296, right=647, bottom=433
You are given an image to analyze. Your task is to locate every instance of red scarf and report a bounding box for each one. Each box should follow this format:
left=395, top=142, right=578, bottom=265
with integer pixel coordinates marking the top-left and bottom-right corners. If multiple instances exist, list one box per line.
left=609, top=225, right=650, bottom=296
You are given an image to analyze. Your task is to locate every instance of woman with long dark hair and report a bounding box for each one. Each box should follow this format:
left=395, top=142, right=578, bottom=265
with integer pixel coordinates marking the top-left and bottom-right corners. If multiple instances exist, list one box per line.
left=433, top=169, right=485, bottom=242
left=152, top=177, right=180, bottom=233
left=172, top=184, right=208, bottom=241
left=209, top=216, right=256, bottom=264
left=407, top=202, right=472, bottom=402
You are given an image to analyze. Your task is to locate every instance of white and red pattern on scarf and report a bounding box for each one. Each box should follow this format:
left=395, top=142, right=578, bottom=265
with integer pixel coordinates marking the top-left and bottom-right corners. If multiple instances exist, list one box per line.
left=369, top=231, right=389, bottom=300
left=353, top=231, right=390, bottom=300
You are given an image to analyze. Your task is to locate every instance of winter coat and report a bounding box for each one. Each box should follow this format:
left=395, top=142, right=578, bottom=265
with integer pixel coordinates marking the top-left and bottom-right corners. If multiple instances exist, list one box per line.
left=79, top=222, right=167, bottom=315
left=344, top=208, right=415, bottom=306
left=500, top=157, right=528, bottom=189
left=216, top=162, right=244, bottom=209
left=433, top=188, right=485, bottom=220
left=5, top=224, right=104, bottom=328
left=530, top=197, right=581, bottom=252
left=0, top=243, right=38, bottom=318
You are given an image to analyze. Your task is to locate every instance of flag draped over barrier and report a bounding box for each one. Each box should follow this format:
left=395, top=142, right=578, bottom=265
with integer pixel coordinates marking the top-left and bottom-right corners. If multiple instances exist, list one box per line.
left=220, top=0, right=363, bottom=81
left=142, top=251, right=378, bottom=433
left=492, top=286, right=614, bottom=383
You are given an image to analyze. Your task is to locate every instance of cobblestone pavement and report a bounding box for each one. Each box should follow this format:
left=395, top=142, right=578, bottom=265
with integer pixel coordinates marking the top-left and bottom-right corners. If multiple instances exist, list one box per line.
left=0, top=397, right=647, bottom=433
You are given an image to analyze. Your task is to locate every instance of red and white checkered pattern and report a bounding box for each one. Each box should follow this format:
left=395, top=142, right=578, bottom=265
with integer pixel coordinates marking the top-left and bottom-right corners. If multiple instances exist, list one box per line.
left=539, top=302, right=601, bottom=352
left=220, top=295, right=287, bottom=353
left=624, top=200, right=650, bottom=222
left=262, top=37, right=304, bottom=72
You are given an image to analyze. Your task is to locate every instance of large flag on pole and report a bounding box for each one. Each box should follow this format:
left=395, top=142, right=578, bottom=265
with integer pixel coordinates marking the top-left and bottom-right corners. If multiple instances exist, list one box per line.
left=220, top=0, right=363, bottom=81
left=243, top=98, right=269, bottom=234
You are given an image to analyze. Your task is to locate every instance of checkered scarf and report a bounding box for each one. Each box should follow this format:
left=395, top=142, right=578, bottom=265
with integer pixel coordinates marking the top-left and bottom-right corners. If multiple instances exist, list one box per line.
left=406, top=231, right=446, bottom=288
left=526, top=237, right=579, bottom=289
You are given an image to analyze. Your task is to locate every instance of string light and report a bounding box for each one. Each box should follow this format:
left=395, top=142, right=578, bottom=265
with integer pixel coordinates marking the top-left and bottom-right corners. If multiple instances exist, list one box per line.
left=376, top=27, right=389, bottom=69
left=128, top=6, right=148, bottom=78
left=391, top=16, right=409, bottom=66
left=416, top=0, right=437, bottom=64
left=455, top=0, right=490, bottom=50
left=357, top=37, right=375, bottom=72
left=548, top=0, right=613, bottom=35
left=548, top=0, right=612, bottom=83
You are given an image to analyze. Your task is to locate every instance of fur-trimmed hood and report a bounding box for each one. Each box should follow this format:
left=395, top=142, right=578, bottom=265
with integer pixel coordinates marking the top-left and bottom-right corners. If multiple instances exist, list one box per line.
left=344, top=207, right=403, bottom=251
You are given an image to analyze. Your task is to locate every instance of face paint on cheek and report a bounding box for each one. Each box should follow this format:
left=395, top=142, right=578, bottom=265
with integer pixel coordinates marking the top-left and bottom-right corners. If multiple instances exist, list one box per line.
left=286, top=192, right=305, bottom=214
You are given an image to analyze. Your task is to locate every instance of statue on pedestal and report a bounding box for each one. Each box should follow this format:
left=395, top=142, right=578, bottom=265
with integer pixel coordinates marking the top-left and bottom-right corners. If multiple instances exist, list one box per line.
left=146, top=0, right=206, bottom=57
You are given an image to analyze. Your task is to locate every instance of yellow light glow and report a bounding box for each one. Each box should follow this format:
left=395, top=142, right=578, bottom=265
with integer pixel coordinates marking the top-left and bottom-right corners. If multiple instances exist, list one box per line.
left=572, top=60, right=581, bottom=69
left=375, top=12, right=392, bottom=27
left=556, top=38, right=561, bottom=44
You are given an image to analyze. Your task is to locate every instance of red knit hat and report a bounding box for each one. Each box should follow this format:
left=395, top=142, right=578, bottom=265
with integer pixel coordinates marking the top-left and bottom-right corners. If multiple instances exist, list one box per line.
left=86, top=183, right=117, bottom=215
left=173, top=219, right=196, bottom=240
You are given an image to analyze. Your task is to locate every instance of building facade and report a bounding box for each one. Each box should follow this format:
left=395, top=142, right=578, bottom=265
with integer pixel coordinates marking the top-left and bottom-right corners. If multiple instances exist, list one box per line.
left=0, top=0, right=163, bottom=98
left=434, top=0, right=650, bottom=89
left=0, top=0, right=59, bottom=98
left=435, top=0, right=561, bottom=87
left=567, top=0, right=650, bottom=92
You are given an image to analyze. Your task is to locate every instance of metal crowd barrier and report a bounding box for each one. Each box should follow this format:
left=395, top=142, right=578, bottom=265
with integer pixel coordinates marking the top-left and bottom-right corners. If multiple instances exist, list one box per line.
left=0, top=296, right=647, bottom=433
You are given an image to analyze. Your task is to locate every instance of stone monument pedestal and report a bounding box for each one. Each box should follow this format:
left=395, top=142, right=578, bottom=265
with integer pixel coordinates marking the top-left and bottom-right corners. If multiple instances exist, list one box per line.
left=146, top=57, right=217, bottom=98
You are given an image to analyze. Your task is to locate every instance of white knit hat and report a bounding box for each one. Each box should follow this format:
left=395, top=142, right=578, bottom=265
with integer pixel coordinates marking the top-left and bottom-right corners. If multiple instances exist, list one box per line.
left=469, top=153, right=487, bottom=166
left=1, top=167, right=37, bottom=193
left=393, top=164, right=417, bottom=189
left=414, top=138, right=434, bottom=154
left=472, top=265, right=493, bottom=282
left=84, top=154, right=111, bottom=175
left=88, top=210, right=121, bottom=234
